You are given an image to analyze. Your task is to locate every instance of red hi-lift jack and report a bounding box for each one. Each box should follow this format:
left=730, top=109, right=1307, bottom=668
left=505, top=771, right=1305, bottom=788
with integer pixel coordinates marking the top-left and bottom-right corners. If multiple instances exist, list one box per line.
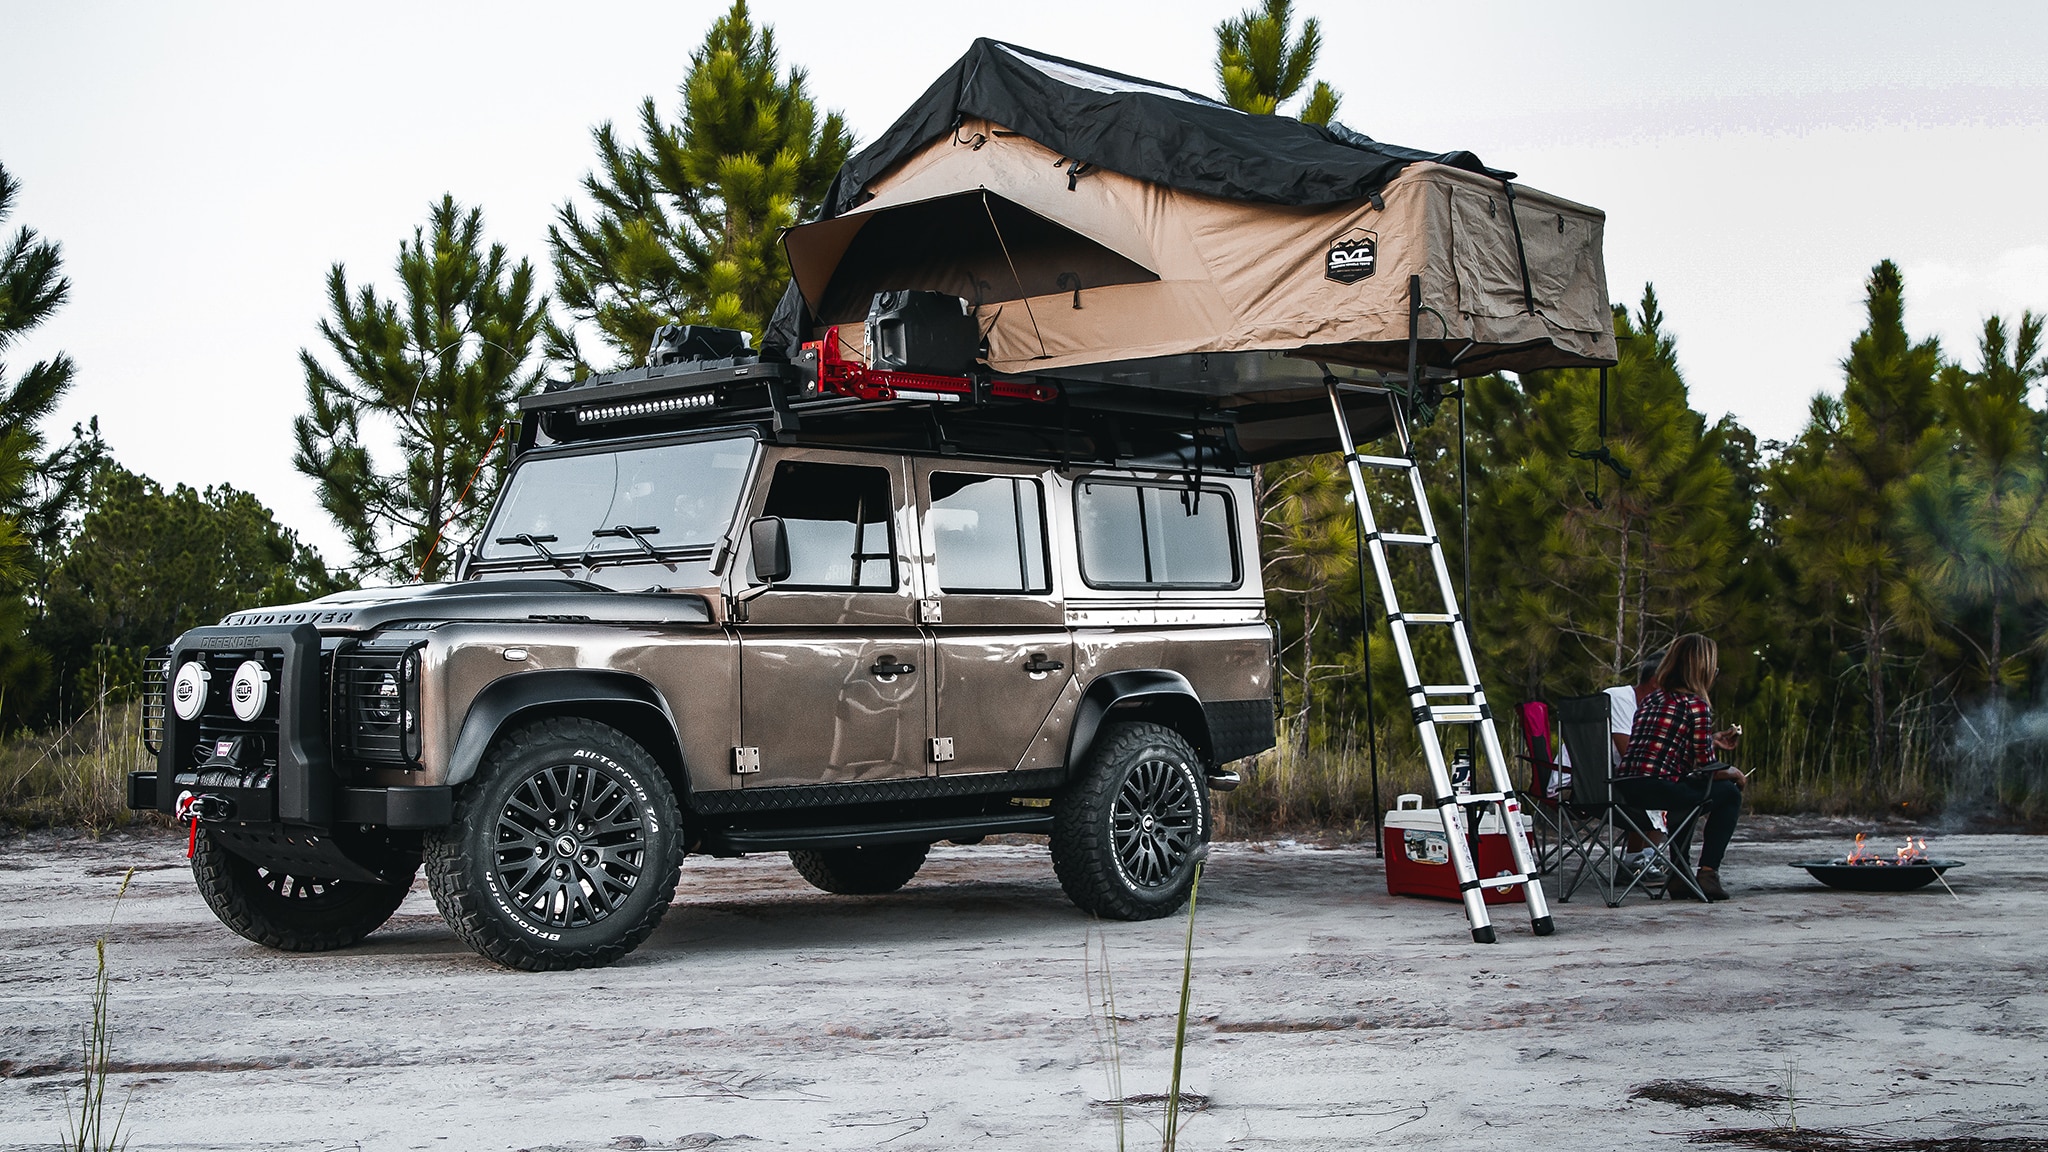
left=800, top=326, right=1056, bottom=405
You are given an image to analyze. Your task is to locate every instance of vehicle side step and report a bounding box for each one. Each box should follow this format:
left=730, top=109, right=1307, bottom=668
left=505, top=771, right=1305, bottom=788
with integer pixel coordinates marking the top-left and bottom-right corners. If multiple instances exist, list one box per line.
left=711, top=809, right=1054, bottom=853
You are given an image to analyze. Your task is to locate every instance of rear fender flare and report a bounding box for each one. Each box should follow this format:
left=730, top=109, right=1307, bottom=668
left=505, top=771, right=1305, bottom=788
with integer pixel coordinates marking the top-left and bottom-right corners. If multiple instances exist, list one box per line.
left=1067, top=670, right=1213, bottom=771
left=444, top=670, right=689, bottom=806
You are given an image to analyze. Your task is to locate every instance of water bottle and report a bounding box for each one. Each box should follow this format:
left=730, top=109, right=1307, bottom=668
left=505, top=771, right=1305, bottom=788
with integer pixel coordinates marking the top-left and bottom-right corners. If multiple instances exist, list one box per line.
left=1450, top=749, right=1473, bottom=795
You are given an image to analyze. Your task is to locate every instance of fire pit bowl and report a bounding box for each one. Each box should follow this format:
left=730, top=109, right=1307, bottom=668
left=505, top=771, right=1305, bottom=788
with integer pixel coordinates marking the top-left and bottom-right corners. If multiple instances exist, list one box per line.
left=1788, top=860, right=1964, bottom=892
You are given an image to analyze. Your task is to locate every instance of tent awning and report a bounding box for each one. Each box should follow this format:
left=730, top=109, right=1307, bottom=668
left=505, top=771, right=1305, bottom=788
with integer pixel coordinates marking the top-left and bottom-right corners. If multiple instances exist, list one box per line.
left=784, top=189, right=1159, bottom=324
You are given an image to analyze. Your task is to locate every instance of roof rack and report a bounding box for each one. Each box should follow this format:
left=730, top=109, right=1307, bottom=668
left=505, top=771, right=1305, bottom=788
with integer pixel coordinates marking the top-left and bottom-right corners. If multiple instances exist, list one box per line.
left=517, top=316, right=1437, bottom=469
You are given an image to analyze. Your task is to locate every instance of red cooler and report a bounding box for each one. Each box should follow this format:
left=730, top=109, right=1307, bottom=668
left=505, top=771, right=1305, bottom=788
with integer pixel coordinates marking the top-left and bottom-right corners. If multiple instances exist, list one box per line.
left=1383, top=793, right=1530, bottom=905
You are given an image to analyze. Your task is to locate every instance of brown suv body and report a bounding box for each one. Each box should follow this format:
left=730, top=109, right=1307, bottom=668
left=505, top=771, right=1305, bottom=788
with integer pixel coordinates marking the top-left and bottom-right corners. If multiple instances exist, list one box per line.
left=132, top=400, right=1275, bottom=967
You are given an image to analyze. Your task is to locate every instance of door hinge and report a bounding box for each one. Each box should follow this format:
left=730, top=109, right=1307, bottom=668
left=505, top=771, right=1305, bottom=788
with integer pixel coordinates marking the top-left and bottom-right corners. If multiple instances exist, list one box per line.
left=929, top=736, right=956, bottom=763
left=731, top=746, right=761, bottom=774
left=919, top=598, right=943, bottom=623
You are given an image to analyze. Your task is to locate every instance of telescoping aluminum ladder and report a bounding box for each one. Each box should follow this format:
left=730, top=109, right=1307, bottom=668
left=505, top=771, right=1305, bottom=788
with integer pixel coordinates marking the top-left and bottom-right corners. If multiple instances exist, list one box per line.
left=1325, top=379, right=1554, bottom=943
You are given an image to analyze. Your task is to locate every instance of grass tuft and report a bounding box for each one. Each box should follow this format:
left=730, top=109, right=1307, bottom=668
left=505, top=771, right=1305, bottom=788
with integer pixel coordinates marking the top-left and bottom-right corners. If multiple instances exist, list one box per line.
left=1, top=699, right=157, bottom=833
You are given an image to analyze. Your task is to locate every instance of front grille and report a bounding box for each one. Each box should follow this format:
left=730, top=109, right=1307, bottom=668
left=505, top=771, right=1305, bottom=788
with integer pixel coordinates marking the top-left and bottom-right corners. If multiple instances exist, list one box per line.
left=332, top=644, right=421, bottom=766
left=140, top=649, right=169, bottom=754
left=194, top=648, right=286, bottom=767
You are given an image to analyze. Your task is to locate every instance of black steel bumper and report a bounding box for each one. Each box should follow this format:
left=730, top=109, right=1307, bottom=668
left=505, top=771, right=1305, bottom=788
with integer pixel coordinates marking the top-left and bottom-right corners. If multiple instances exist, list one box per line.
left=129, top=771, right=451, bottom=829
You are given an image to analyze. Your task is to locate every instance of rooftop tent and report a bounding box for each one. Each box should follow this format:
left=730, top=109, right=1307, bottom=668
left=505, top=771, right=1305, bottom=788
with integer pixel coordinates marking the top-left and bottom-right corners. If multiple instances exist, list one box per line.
left=765, top=38, right=1617, bottom=459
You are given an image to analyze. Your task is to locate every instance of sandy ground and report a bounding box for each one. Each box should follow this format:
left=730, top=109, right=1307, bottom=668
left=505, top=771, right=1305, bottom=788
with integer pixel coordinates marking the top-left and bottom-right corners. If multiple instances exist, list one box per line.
left=0, top=818, right=2043, bottom=1152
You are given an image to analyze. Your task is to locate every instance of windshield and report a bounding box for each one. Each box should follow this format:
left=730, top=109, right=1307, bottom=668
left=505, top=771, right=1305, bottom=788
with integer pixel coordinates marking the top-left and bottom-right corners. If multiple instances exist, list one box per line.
left=478, top=437, right=755, bottom=563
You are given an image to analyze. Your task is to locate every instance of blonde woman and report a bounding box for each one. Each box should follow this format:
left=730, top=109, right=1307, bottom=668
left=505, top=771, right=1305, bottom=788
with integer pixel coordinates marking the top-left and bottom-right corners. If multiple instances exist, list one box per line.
left=1616, top=634, right=1746, bottom=901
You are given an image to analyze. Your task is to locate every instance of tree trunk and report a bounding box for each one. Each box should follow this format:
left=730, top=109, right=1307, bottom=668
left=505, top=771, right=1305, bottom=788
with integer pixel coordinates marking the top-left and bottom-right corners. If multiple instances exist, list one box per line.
left=1865, top=595, right=1886, bottom=780
left=1613, top=514, right=1630, bottom=683
left=1634, top=518, right=1651, bottom=670
left=1297, top=595, right=1314, bottom=736
left=1990, top=602, right=2003, bottom=696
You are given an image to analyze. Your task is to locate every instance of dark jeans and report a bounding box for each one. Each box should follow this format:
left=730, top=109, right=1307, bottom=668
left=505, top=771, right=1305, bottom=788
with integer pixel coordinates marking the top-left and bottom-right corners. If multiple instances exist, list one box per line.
left=1615, top=773, right=1743, bottom=870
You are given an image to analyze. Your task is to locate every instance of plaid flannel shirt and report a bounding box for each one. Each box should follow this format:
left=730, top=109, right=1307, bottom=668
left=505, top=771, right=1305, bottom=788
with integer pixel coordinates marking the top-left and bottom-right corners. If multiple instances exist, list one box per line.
left=1617, top=689, right=1714, bottom=782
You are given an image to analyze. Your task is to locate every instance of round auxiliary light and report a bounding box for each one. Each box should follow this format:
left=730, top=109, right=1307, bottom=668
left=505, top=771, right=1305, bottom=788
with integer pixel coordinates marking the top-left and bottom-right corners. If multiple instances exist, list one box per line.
left=171, top=661, right=209, bottom=721
left=230, top=659, right=271, bottom=722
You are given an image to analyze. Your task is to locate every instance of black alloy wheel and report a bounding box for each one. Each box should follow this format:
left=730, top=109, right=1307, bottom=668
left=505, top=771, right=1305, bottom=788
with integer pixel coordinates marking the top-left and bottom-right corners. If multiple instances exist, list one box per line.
left=493, top=761, right=648, bottom=929
left=1110, top=756, right=1203, bottom=891
left=191, top=833, right=416, bottom=952
left=427, top=717, right=682, bottom=971
left=1051, top=720, right=1212, bottom=920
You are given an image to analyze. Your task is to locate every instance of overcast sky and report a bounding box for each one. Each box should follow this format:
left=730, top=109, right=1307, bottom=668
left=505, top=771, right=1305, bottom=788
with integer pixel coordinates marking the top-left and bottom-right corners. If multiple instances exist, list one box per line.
left=4, top=1, right=2045, bottom=563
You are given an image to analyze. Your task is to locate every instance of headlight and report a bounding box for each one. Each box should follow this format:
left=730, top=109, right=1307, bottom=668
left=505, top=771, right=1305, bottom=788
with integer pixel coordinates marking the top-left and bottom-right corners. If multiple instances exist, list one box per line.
left=337, top=642, right=425, bottom=765
left=230, top=659, right=271, bottom=722
left=172, top=661, right=209, bottom=721
left=366, top=670, right=401, bottom=724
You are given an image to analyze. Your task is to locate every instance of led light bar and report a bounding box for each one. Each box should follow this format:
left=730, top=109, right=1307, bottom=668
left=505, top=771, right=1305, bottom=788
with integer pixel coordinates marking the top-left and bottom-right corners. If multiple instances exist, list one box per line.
left=575, top=390, right=719, bottom=424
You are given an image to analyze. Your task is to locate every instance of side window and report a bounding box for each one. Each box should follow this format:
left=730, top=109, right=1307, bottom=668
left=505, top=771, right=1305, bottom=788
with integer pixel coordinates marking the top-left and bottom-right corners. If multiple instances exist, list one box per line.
left=760, top=460, right=896, bottom=590
left=928, top=473, right=1049, bottom=594
left=1075, top=480, right=1238, bottom=588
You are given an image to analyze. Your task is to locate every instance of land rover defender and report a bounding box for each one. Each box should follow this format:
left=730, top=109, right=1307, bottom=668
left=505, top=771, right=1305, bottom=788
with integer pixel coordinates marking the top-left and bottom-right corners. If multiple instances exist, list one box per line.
left=130, top=322, right=1278, bottom=969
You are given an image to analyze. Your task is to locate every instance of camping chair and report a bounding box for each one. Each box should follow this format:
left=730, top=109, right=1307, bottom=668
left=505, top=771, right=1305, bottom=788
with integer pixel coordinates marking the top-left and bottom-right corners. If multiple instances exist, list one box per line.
left=1546, top=693, right=1617, bottom=901
left=1606, top=772, right=1712, bottom=906
left=1514, top=701, right=1568, bottom=874
left=1551, top=693, right=1710, bottom=905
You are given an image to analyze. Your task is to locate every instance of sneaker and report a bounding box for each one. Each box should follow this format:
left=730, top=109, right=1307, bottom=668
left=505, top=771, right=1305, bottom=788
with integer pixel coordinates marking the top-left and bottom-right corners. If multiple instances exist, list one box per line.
left=1629, top=849, right=1666, bottom=878
left=1695, top=866, right=1730, bottom=902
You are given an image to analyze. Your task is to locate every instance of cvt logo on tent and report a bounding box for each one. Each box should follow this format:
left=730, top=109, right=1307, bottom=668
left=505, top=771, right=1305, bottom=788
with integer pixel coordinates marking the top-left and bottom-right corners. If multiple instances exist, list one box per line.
left=1325, top=230, right=1377, bottom=284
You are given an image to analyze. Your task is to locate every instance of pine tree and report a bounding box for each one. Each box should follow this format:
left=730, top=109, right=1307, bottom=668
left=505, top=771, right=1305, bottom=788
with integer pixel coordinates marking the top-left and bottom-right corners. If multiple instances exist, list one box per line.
left=1215, top=0, right=1341, bottom=125
left=0, top=161, right=106, bottom=728
left=0, top=162, right=105, bottom=586
left=1423, top=287, right=1746, bottom=700
left=1258, top=452, right=1361, bottom=739
left=294, top=196, right=544, bottom=584
left=1770, top=260, right=1944, bottom=776
left=37, top=465, right=346, bottom=705
left=548, top=0, right=852, bottom=370
left=1895, top=312, right=2048, bottom=695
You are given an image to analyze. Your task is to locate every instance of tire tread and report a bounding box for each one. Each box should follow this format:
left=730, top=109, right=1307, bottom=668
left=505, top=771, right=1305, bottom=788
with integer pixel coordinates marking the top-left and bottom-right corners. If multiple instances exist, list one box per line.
left=1050, top=720, right=1208, bottom=921
left=425, top=716, right=682, bottom=971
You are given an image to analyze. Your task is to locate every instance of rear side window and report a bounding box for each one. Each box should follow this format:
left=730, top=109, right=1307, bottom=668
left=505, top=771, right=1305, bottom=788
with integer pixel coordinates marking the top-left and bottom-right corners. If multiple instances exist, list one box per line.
left=760, top=461, right=895, bottom=590
left=1075, top=480, right=1238, bottom=588
left=928, top=473, right=1049, bottom=594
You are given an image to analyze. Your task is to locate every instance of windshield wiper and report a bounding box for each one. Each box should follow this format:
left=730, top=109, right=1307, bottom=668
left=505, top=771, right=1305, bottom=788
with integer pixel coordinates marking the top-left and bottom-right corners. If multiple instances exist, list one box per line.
left=591, top=524, right=663, bottom=560
left=493, top=533, right=579, bottom=577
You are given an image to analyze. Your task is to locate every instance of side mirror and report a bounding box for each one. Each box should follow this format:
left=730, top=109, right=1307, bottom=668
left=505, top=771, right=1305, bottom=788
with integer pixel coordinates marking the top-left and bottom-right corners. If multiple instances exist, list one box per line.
left=450, top=542, right=474, bottom=582
left=748, top=516, right=791, bottom=584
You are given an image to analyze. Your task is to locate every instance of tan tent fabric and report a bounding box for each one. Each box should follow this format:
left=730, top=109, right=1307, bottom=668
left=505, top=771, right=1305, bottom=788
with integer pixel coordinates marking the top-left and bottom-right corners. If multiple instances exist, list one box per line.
left=785, top=117, right=1616, bottom=379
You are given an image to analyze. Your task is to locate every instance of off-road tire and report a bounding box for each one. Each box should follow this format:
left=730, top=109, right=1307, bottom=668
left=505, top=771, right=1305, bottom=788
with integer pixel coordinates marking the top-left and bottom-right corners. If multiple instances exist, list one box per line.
left=1051, top=720, right=1211, bottom=920
left=191, top=833, right=416, bottom=952
left=789, top=842, right=930, bottom=895
left=426, top=717, right=682, bottom=971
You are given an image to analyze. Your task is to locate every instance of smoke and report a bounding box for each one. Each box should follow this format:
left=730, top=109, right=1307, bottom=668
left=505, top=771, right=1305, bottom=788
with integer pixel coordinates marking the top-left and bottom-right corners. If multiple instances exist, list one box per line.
left=1941, top=698, right=2048, bottom=828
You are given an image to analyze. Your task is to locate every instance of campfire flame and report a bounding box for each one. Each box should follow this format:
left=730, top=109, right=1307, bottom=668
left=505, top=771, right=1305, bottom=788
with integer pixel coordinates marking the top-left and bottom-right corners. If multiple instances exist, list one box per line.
left=1839, top=833, right=1932, bottom=866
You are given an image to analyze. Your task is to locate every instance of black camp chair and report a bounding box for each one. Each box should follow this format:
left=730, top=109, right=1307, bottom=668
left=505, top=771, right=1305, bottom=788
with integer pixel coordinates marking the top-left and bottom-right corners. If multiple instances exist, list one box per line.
left=1607, top=773, right=1711, bottom=906
left=1552, top=692, right=1709, bottom=905
left=1547, top=694, right=1618, bottom=902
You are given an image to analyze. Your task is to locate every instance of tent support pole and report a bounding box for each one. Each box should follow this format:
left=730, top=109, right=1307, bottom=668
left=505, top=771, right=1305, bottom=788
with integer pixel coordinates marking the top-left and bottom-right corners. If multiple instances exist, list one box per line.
left=1356, top=474, right=1382, bottom=858
left=1406, top=274, right=1422, bottom=401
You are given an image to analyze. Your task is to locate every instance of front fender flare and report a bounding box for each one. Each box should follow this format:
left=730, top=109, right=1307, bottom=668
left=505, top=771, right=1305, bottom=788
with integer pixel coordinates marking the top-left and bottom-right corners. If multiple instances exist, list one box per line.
left=444, top=669, right=684, bottom=792
left=1066, top=669, right=1213, bottom=771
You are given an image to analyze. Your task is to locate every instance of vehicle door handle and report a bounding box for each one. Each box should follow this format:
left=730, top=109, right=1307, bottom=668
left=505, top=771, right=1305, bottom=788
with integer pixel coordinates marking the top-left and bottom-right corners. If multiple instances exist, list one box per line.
left=870, top=657, right=916, bottom=678
left=1023, top=654, right=1065, bottom=674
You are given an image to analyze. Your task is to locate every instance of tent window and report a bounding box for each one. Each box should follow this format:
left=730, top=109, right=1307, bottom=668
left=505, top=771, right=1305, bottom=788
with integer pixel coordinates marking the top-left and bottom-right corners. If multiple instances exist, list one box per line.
left=1075, top=480, right=1239, bottom=590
